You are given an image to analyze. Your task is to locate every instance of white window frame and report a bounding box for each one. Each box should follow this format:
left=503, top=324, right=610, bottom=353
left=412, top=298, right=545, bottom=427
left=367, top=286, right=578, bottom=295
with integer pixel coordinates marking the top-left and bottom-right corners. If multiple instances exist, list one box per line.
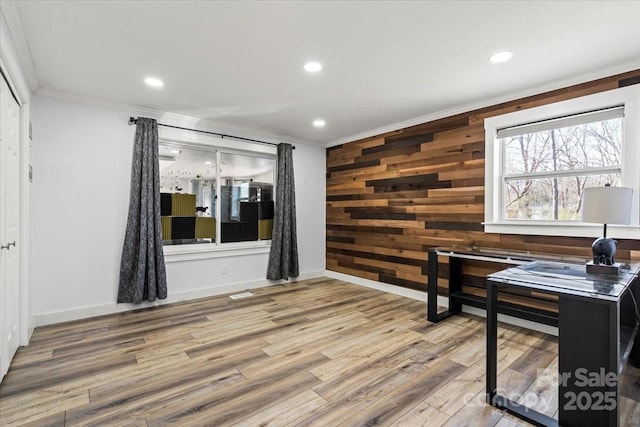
left=157, top=126, right=277, bottom=262
left=484, top=84, right=640, bottom=239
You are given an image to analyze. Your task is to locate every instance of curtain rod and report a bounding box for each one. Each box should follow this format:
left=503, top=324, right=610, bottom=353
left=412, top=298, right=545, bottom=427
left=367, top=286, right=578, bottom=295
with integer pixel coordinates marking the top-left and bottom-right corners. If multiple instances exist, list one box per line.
left=128, top=117, right=294, bottom=149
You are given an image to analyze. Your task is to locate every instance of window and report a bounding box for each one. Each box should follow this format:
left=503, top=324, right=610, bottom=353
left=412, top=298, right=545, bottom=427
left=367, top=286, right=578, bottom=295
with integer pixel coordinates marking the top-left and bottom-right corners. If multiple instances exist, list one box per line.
left=157, top=131, right=276, bottom=252
left=159, top=143, right=219, bottom=245
left=502, top=107, right=622, bottom=221
left=218, top=152, right=275, bottom=243
left=484, top=85, right=640, bottom=238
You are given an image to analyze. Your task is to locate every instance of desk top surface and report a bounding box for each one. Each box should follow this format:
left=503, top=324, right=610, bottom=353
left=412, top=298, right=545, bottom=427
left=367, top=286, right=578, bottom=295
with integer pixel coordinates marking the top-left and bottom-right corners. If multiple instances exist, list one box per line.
left=488, top=261, right=640, bottom=300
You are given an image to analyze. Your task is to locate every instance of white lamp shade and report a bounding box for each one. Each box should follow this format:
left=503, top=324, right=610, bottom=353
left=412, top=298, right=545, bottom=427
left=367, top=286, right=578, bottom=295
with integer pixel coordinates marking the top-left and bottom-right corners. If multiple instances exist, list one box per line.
left=582, top=186, right=633, bottom=225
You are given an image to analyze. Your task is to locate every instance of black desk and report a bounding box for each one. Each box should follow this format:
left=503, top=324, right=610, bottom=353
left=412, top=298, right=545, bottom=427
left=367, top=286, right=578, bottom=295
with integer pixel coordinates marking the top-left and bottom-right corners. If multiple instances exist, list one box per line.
left=486, top=261, right=640, bottom=427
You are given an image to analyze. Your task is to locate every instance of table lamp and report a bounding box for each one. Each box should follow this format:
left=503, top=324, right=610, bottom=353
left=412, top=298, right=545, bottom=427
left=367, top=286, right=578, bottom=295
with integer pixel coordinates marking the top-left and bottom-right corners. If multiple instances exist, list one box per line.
left=581, top=185, right=633, bottom=275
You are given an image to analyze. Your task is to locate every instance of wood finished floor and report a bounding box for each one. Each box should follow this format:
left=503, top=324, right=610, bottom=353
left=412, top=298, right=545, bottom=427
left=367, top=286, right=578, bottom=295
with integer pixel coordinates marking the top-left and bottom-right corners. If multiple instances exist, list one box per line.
left=1, top=277, right=639, bottom=426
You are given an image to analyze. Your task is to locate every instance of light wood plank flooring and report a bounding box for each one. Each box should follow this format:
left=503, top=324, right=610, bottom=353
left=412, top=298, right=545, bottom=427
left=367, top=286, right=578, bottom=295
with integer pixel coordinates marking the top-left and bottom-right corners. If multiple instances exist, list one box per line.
left=1, top=277, right=639, bottom=426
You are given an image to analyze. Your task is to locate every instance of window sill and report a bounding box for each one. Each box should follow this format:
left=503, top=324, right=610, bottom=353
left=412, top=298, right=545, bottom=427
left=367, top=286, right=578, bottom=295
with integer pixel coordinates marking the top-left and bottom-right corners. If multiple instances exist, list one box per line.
left=163, top=241, right=272, bottom=263
left=483, top=222, right=640, bottom=240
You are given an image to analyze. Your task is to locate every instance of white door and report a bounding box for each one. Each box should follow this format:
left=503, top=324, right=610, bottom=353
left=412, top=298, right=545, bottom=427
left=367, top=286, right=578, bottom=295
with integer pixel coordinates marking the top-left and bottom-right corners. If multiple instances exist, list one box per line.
left=0, top=72, right=21, bottom=382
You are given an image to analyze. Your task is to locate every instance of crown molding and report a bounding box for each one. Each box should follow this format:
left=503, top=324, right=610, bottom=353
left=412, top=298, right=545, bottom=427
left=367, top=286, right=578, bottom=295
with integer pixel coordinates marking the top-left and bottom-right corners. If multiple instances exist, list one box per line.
left=36, top=86, right=318, bottom=147
left=325, top=61, right=640, bottom=148
left=0, top=0, right=39, bottom=92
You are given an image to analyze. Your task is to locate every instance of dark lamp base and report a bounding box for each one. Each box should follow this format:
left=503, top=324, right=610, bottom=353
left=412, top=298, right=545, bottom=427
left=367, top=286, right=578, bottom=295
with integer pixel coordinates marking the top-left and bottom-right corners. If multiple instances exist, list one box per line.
left=586, top=261, right=620, bottom=276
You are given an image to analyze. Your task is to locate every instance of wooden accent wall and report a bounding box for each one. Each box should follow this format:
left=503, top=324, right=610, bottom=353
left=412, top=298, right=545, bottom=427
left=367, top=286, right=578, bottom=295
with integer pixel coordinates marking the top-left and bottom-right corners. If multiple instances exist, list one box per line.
left=326, top=70, right=640, bottom=303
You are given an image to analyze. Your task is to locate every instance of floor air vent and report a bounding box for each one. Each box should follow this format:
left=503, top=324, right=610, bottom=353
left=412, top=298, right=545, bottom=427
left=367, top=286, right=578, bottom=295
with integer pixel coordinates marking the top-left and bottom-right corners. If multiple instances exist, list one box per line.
left=229, top=292, right=254, bottom=300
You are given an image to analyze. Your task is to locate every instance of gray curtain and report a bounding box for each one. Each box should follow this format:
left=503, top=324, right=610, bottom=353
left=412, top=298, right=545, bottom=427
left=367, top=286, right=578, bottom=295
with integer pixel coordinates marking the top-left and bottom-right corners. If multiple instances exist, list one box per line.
left=267, top=143, right=299, bottom=280
left=117, top=118, right=167, bottom=303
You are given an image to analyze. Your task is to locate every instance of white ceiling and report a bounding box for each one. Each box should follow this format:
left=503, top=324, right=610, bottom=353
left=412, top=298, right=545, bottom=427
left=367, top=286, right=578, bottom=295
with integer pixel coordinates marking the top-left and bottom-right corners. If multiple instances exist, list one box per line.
left=8, top=1, right=640, bottom=146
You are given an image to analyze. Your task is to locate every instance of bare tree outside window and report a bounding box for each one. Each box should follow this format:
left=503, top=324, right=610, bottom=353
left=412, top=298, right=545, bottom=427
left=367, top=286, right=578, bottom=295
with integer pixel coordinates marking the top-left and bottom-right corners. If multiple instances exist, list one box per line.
left=502, top=117, right=622, bottom=220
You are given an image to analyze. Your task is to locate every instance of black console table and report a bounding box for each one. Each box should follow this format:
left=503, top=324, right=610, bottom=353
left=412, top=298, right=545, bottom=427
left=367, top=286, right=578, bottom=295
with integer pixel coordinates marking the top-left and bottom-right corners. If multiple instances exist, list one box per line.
left=427, top=247, right=584, bottom=326
left=486, top=261, right=640, bottom=427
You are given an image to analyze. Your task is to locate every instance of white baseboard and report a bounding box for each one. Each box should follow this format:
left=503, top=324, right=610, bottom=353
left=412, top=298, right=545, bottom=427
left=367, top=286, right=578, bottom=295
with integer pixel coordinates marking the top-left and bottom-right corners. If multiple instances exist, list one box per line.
left=33, top=269, right=325, bottom=327
left=325, top=270, right=558, bottom=336
left=34, top=269, right=558, bottom=336
left=325, top=270, right=437, bottom=303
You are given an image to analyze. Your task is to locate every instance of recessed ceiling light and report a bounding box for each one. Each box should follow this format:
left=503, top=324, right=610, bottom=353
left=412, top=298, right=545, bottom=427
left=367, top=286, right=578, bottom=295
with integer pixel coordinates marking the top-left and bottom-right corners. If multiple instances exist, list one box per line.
left=489, top=51, right=513, bottom=63
left=170, top=149, right=180, bottom=154
left=144, top=77, right=164, bottom=87
left=313, top=119, right=326, bottom=127
left=304, top=62, right=322, bottom=73
left=204, top=161, right=212, bottom=165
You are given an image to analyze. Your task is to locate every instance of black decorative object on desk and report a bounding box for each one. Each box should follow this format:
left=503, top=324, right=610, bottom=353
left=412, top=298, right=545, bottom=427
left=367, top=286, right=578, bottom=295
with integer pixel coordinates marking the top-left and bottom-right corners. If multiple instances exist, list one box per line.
left=582, top=184, right=633, bottom=276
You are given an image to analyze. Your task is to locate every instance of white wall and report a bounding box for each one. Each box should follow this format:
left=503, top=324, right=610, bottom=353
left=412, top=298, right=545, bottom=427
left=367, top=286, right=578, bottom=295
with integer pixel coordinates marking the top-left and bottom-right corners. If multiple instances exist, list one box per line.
left=30, top=95, right=326, bottom=325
